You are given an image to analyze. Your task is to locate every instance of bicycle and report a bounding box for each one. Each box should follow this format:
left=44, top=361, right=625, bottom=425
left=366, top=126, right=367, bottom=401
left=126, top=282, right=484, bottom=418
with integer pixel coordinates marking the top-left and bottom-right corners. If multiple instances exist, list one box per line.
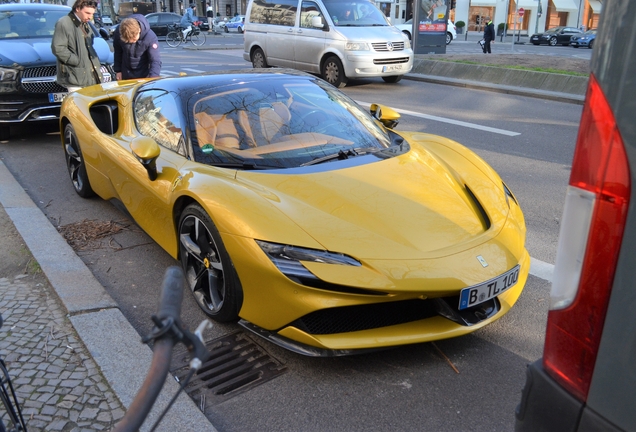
left=165, top=23, right=206, bottom=47
left=112, top=266, right=212, bottom=432
left=0, top=314, right=28, bottom=432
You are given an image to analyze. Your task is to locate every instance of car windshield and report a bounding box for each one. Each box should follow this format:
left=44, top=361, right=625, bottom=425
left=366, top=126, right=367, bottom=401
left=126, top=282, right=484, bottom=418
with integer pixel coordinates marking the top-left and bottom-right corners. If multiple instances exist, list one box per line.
left=545, top=27, right=565, bottom=33
left=189, top=77, right=398, bottom=169
left=324, top=0, right=388, bottom=27
left=0, top=9, right=67, bottom=39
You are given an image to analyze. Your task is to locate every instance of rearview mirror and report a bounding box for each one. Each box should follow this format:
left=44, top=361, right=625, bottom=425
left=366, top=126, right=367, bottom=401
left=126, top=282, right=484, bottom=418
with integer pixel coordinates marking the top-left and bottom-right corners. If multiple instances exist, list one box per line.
left=130, top=137, right=161, bottom=181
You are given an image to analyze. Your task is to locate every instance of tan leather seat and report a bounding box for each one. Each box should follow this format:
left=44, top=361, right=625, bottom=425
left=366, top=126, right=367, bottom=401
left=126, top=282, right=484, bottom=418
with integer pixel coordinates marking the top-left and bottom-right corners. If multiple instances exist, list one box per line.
left=258, top=102, right=291, bottom=144
left=194, top=111, right=256, bottom=150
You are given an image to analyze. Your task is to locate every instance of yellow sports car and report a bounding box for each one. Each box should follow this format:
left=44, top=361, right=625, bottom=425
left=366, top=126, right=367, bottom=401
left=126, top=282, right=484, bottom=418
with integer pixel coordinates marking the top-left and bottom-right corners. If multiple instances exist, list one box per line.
left=60, top=70, right=528, bottom=356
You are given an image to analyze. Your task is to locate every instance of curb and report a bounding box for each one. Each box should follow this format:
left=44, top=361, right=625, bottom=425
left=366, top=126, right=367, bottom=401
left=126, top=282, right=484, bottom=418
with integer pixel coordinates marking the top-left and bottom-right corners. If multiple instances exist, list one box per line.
left=0, top=160, right=216, bottom=432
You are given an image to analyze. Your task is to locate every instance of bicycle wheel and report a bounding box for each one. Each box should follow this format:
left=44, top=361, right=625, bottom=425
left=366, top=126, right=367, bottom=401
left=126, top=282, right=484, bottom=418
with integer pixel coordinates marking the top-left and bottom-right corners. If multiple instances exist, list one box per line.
left=166, top=31, right=181, bottom=47
left=190, top=32, right=206, bottom=46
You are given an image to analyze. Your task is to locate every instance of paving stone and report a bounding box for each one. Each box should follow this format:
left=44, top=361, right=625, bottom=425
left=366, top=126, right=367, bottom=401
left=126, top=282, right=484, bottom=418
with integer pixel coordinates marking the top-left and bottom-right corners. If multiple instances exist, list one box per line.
left=0, top=274, right=127, bottom=432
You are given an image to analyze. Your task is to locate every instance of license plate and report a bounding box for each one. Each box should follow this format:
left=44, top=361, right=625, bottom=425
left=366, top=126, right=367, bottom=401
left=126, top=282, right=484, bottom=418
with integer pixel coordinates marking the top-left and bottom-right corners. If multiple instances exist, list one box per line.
left=458, top=265, right=520, bottom=310
left=48, top=92, right=68, bottom=103
left=383, top=64, right=403, bottom=73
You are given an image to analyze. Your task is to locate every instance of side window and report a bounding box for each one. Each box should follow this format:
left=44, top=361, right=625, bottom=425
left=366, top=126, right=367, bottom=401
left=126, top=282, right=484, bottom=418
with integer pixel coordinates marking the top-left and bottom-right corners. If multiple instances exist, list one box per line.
left=300, top=1, right=323, bottom=29
left=146, top=15, right=159, bottom=25
left=134, top=90, right=186, bottom=155
left=249, top=0, right=298, bottom=26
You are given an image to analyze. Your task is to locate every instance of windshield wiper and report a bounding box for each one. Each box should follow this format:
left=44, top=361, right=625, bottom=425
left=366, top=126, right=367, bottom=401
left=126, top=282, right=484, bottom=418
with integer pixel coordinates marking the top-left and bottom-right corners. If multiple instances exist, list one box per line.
left=211, top=162, right=282, bottom=170
left=300, top=148, right=381, bottom=167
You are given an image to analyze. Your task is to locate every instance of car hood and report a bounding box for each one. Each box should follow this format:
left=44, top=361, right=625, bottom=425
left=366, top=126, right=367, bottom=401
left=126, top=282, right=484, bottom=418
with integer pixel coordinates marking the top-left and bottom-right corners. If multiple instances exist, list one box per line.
left=234, top=139, right=508, bottom=260
left=0, top=37, right=113, bottom=66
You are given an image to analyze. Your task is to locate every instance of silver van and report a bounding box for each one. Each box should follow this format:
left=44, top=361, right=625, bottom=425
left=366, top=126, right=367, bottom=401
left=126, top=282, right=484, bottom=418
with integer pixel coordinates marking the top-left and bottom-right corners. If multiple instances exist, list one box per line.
left=243, top=0, right=413, bottom=88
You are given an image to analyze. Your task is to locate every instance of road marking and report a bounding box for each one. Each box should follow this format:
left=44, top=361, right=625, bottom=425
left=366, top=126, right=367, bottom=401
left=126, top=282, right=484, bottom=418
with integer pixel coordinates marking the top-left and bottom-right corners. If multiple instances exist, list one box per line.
left=182, top=68, right=205, bottom=73
left=530, top=257, right=553, bottom=282
left=356, top=101, right=521, bottom=136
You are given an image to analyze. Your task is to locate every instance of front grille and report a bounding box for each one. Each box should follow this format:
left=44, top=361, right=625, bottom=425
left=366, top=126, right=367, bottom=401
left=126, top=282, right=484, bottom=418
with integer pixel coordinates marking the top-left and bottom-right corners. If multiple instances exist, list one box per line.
left=373, top=57, right=411, bottom=65
left=289, top=299, right=438, bottom=335
left=372, top=41, right=406, bottom=51
left=21, top=66, right=66, bottom=93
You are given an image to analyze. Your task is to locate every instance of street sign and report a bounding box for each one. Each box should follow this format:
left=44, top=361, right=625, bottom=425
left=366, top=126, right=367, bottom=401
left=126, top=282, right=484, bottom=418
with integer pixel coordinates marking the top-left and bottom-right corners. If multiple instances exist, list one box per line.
left=519, top=8, right=525, bottom=16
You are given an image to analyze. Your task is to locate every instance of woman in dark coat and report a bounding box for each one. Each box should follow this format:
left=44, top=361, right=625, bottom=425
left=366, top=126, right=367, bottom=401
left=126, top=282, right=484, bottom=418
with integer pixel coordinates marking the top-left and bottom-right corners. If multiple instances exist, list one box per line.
left=113, top=14, right=161, bottom=79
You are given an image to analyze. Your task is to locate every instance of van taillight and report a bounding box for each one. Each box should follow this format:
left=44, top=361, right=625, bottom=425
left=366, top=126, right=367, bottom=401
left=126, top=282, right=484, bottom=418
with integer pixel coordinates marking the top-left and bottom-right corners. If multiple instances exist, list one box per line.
left=543, top=74, right=630, bottom=402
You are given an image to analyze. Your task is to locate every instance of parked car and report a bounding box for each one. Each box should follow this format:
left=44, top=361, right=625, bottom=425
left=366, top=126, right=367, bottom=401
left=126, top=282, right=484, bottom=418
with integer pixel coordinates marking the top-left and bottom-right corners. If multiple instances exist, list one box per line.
left=102, top=14, right=113, bottom=25
left=224, top=14, right=245, bottom=33
left=515, top=1, right=636, bottom=430
left=196, top=16, right=210, bottom=31
left=395, top=18, right=457, bottom=45
left=570, top=28, right=596, bottom=48
left=59, top=69, right=528, bottom=356
left=143, top=11, right=181, bottom=37
left=0, top=3, right=114, bottom=140
left=530, top=26, right=582, bottom=46
left=244, top=0, right=413, bottom=88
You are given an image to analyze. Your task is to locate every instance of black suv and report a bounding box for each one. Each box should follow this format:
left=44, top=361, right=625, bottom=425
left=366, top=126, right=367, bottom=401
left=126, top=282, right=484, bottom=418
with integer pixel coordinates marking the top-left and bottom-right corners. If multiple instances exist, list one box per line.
left=0, top=4, right=114, bottom=140
left=516, top=1, right=636, bottom=430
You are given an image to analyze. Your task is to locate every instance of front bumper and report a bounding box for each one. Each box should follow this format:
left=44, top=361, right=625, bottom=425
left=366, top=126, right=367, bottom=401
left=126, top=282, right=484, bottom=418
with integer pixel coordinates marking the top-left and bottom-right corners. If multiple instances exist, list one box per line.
left=343, top=51, right=414, bottom=78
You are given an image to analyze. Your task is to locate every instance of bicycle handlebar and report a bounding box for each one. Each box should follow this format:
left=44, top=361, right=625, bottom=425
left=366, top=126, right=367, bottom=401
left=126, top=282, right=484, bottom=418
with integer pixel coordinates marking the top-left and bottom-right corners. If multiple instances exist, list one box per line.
left=112, top=266, right=210, bottom=432
left=156, top=266, right=184, bottom=322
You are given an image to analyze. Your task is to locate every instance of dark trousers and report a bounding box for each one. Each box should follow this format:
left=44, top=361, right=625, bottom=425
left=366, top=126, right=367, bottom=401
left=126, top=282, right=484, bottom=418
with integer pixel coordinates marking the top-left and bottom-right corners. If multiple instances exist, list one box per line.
left=484, top=39, right=492, bottom=53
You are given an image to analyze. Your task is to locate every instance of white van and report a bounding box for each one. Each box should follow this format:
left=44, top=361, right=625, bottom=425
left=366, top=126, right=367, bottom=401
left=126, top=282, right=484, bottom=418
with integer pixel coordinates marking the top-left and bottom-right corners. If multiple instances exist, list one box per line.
left=243, top=0, right=413, bottom=88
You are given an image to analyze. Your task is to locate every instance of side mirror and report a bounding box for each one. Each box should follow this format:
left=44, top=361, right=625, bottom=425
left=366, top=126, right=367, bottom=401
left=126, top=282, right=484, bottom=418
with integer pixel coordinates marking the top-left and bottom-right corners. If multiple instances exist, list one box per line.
left=311, top=15, right=326, bottom=30
left=370, top=103, right=400, bottom=129
left=130, top=137, right=161, bottom=181
left=99, top=27, right=110, bottom=40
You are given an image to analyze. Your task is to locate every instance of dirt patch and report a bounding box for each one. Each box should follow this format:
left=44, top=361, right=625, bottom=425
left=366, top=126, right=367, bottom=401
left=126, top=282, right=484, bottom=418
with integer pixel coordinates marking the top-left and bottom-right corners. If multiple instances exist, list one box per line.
left=417, top=54, right=591, bottom=75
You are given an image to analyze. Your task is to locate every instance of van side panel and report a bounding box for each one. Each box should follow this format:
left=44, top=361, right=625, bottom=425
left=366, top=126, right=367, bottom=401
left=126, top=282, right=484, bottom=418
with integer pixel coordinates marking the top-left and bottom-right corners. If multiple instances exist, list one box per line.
left=294, top=1, right=327, bottom=73
left=244, top=0, right=299, bottom=69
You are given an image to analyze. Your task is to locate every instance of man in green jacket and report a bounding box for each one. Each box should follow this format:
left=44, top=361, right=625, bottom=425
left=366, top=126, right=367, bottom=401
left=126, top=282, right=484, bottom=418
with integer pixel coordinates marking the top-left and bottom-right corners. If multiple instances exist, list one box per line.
left=51, top=0, right=103, bottom=92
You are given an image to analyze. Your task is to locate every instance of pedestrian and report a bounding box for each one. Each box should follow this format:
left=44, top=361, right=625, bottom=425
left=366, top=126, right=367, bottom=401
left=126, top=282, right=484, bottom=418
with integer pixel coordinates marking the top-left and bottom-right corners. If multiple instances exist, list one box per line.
left=51, top=0, right=104, bottom=92
left=112, top=14, right=161, bottom=80
left=483, top=17, right=495, bottom=53
left=181, top=3, right=196, bottom=40
left=206, top=2, right=214, bottom=34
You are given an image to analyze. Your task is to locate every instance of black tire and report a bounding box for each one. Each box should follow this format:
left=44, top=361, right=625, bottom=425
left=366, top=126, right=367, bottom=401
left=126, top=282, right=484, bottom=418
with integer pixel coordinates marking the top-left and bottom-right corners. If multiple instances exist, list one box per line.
left=532, top=42, right=539, bottom=45
left=178, top=204, right=242, bottom=322
left=166, top=31, right=181, bottom=47
left=191, top=32, right=205, bottom=46
left=251, top=47, right=268, bottom=68
left=382, top=75, right=403, bottom=84
left=321, top=55, right=348, bottom=88
left=446, top=32, right=452, bottom=45
left=0, top=126, right=9, bottom=141
left=63, top=123, right=95, bottom=198
left=549, top=36, right=557, bottom=46
left=588, top=40, right=594, bottom=49
left=238, top=26, right=243, bottom=34
left=224, top=25, right=229, bottom=33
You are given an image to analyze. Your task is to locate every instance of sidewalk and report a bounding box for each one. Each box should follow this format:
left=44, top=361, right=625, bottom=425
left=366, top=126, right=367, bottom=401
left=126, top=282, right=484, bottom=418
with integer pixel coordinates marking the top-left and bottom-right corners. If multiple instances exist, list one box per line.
left=0, top=161, right=215, bottom=432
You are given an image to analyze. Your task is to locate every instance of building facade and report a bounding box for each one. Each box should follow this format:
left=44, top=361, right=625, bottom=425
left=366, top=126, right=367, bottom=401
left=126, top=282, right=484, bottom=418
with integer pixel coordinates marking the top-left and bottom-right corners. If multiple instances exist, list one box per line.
left=384, top=0, right=601, bottom=34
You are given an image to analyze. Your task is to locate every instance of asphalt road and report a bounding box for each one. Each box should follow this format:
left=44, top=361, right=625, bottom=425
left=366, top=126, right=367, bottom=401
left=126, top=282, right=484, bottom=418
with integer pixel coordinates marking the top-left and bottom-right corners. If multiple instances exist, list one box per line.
left=0, top=48, right=582, bottom=431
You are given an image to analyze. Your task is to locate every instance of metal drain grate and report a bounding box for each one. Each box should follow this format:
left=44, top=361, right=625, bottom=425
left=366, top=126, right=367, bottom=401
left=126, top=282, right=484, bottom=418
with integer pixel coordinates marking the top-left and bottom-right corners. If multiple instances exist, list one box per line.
left=170, top=331, right=287, bottom=408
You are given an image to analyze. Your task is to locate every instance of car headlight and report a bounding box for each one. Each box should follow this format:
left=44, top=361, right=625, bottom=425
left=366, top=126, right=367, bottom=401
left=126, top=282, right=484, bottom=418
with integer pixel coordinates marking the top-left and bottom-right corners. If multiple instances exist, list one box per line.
left=541, top=35, right=551, bottom=39
left=345, top=42, right=370, bottom=51
left=404, top=39, right=411, bottom=50
left=256, top=240, right=361, bottom=280
left=0, top=67, right=18, bottom=82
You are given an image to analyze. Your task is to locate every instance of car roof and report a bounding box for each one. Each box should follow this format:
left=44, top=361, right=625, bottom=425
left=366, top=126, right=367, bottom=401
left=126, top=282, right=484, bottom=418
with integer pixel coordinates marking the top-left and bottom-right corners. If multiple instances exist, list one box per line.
left=138, top=69, right=316, bottom=100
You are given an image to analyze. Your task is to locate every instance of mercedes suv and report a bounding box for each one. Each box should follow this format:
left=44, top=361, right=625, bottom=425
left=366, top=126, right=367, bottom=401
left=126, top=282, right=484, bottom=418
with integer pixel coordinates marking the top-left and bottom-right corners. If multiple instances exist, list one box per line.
left=0, top=3, right=114, bottom=140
